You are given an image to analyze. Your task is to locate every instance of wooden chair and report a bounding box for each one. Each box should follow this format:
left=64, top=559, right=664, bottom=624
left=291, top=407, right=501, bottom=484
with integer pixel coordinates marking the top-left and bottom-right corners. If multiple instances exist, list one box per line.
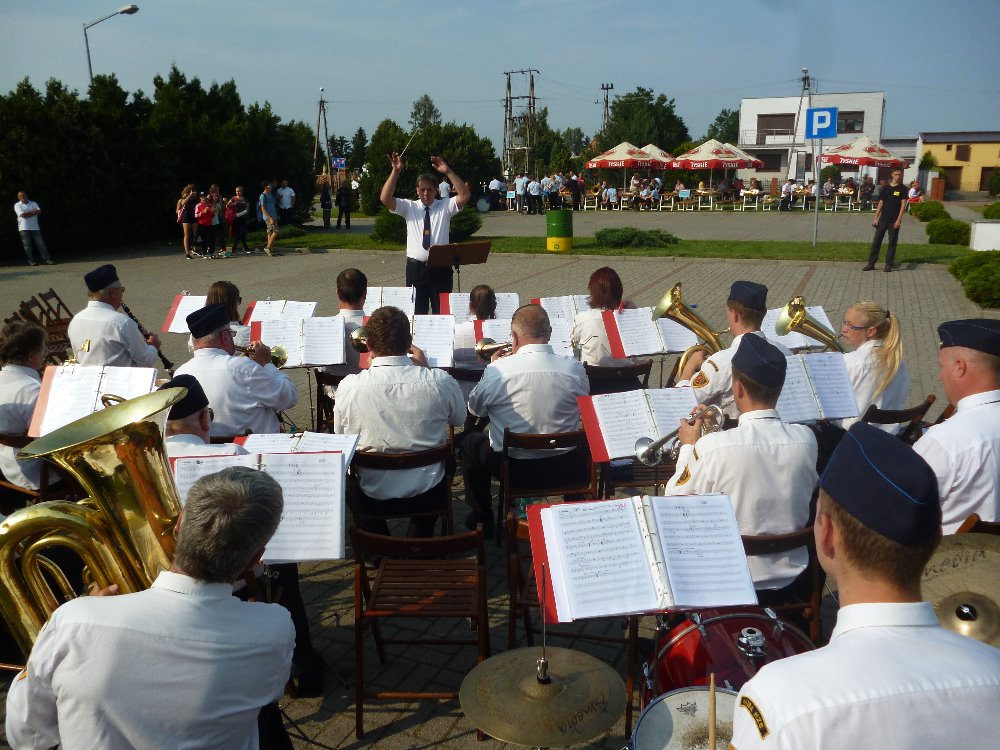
left=505, top=510, right=638, bottom=732
left=861, top=394, right=935, bottom=445
left=348, top=444, right=456, bottom=535
left=496, top=429, right=598, bottom=544
left=351, top=526, right=489, bottom=739
left=38, top=288, right=73, bottom=324
left=584, top=359, right=652, bottom=395
left=742, top=527, right=823, bottom=643
left=313, top=370, right=344, bottom=433
left=956, top=513, right=1000, bottom=536
left=4, top=312, right=24, bottom=325
left=0, top=433, right=78, bottom=513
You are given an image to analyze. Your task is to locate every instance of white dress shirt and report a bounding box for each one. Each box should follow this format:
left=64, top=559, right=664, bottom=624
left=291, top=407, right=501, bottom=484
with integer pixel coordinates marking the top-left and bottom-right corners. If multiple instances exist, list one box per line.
left=334, top=356, right=465, bottom=499
left=439, top=180, right=451, bottom=198
left=731, top=602, right=1000, bottom=750
left=174, top=348, right=298, bottom=437
left=914, top=388, right=1000, bottom=532
left=836, top=339, right=910, bottom=432
left=165, top=433, right=248, bottom=459
left=67, top=301, right=159, bottom=368
left=5, top=570, right=295, bottom=750
left=392, top=197, right=460, bottom=262
left=664, top=409, right=818, bottom=589
left=0, top=364, right=43, bottom=489
left=14, top=200, right=41, bottom=231
left=468, top=344, right=589, bottom=455
left=571, top=307, right=631, bottom=367
left=187, top=320, right=249, bottom=354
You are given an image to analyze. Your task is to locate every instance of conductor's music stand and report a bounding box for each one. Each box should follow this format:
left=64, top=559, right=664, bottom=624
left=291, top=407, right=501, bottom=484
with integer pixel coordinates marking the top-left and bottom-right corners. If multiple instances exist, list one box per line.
left=427, top=241, right=491, bottom=293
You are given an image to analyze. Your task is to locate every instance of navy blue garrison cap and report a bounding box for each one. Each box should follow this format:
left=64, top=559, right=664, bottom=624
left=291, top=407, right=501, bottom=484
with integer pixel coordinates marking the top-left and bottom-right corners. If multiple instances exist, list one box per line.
left=732, top=333, right=786, bottom=389
left=728, top=280, right=767, bottom=311
left=158, top=374, right=209, bottom=420
left=186, top=303, right=230, bottom=339
left=84, top=264, right=118, bottom=292
left=938, top=319, right=1000, bottom=357
left=820, top=422, right=941, bottom=545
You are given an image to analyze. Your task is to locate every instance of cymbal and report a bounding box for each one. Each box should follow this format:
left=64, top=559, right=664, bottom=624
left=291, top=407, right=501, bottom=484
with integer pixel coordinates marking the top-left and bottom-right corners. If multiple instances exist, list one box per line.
left=460, top=646, right=626, bottom=746
left=921, top=533, right=1000, bottom=647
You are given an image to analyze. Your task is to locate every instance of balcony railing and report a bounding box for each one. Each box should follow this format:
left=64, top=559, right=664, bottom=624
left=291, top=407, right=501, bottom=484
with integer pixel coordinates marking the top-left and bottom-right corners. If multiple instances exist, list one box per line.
left=739, top=129, right=801, bottom=147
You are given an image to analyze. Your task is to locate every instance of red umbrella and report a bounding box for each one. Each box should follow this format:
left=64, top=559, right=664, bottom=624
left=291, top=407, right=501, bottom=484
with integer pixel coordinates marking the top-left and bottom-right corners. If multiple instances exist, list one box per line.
left=585, top=141, right=665, bottom=169
left=820, top=136, right=907, bottom=167
left=669, top=139, right=759, bottom=170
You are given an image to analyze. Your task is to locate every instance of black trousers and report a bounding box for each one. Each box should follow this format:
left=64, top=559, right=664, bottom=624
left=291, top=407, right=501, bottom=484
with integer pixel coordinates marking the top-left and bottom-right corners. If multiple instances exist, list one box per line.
left=406, top=257, right=452, bottom=314
left=868, top=221, right=900, bottom=267
left=348, top=478, right=447, bottom=537
left=336, top=206, right=351, bottom=228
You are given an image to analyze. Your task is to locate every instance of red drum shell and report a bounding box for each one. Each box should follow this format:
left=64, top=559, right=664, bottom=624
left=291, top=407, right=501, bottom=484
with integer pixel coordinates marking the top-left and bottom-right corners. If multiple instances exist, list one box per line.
left=644, top=608, right=813, bottom=702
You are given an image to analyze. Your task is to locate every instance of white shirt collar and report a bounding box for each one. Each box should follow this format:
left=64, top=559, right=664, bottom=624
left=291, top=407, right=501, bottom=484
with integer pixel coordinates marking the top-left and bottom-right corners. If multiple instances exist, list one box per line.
left=0, top=364, right=41, bottom=380
left=370, top=355, right=415, bottom=368
left=152, top=570, right=236, bottom=600
left=737, top=408, right=780, bottom=424
left=514, top=343, right=554, bottom=355
left=166, top=433, right=208, bottom=446
left=831, top=601, right=938, bottom=641
left=87, top=300, right=116, bottom=312
left=192, top=347, right=231, bottom=358
left=956, top=388, right=1000, bottom=413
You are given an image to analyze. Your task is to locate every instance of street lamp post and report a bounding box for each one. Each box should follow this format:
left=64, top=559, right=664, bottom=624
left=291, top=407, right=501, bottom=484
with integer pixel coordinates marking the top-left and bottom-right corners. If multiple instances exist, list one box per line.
left=84, top=4, right=139, bottom=85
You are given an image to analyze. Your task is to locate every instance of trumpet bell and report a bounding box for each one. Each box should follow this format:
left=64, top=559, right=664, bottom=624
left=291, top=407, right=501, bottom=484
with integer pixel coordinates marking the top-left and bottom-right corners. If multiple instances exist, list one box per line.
left=351, top=326, right=369, bottom=353
left=775, top=296, right=844, bottom=352
left=474, top=338, right=512, bottom=362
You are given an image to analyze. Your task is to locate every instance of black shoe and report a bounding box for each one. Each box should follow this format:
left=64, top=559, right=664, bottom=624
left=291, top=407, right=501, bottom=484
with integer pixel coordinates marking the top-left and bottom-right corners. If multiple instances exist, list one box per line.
left=44, top=259, right=55, bottom=265
left=862, top=264, right=875, bottom=271
left=27, top=260, right=37, bottom=266
left=884, top=264, right=892, bottom=273
left=464, top=510, right=495, bottom=540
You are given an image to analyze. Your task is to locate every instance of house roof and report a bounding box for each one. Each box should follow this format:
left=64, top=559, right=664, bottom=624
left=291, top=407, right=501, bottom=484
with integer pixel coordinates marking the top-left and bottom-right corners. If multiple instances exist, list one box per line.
left=919, top=131, right=1000, bottom=143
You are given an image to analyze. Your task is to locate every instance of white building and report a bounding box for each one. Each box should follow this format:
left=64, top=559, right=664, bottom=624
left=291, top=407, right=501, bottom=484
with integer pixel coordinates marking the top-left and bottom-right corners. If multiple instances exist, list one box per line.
left=738, top=91, right=887, bottom=182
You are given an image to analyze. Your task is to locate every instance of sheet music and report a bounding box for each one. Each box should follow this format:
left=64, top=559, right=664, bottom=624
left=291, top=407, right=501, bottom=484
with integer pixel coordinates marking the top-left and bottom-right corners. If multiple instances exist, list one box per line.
left=380, top=287, right=416, bottom=318
left=302, top=317, right=346, bottom=366
left=548, top=318, right=574, bottom=358
left=36, top=366, right=104, bottom=435
left=295, top=432, right=360, bottom=464
left=542, top=499, right=659, bottom=621
left=259, top=319, right=305, bottom=367
left=362, top=287, right=383, bottom=316
left=262, top=452, right=345, bottom=562
left=649, top=494, right=757, bottom=608
left=495, top=293, right=520, bottom=320
left=172, top=453, right=257, bottom=504
left=412, top=315, right=455, bottom=367
left=775, top=356, right=821, bottom=423
left=166, top=295, right=207, bottom=333
left=590, top=391, right=657, bottom=460
left=803, top=352, right=859, bottom=420
left=655, top=318, right=700, bottom=353
left=452, top=321, right=480, bottom=369
left=482, top=319, right=512, bottom=341
left=281, top=301, right=317, bottom=319
left=538, top=295, right=579, bottom=320
left=246, top=299, right=286, bottom=322
left=97, top=366, right=157, bottom=406
left=239, top=433, right=299, bottom=453
left=448, top=292, right=519, bottom=324
left=613, top=307, right=663, bottom=356
left=646, top=387, right=699, bottom=437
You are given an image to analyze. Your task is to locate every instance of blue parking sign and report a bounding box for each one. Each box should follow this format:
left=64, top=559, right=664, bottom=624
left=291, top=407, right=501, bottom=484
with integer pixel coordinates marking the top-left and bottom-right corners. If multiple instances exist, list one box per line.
left=805, top=107, right=838, bottom=140
left=331, top=157, right=346, bottom=169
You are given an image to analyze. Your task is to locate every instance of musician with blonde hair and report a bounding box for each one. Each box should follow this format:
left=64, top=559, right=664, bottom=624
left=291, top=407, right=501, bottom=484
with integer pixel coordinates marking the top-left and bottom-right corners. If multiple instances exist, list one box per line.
left=837, top=301, right=909, bottom=432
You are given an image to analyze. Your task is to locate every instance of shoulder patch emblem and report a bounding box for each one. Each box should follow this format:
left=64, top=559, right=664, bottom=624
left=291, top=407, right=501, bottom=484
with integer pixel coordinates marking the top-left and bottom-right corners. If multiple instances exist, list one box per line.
left=692, top=372, right=710, bottom=388
left=16, top=669, right=27, bottom=682
left=707, top=359, right=719, bottom=372
left=740, top=695, right=769, bottom=739
left=675, top=466, right=691, bottom=486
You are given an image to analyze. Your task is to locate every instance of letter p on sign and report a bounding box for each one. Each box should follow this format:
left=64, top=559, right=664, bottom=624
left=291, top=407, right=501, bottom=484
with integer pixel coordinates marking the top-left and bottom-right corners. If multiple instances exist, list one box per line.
left=806, top=107, right=838, bottom=140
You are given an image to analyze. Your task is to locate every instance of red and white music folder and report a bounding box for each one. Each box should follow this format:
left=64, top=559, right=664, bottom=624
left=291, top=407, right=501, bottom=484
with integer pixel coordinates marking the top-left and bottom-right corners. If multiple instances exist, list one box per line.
left=527, top=495, right=756, bottom=623
left=250, top=317, right=347, bottom=367
left=439, top=292, right=520, bottom=323
left=602, top=308, right=699, bottom=359
left=241, top=300, right=317, bottom=325
left=577, top=388, right=697, bottom=462
left=161, top=294, right=207, bottom=333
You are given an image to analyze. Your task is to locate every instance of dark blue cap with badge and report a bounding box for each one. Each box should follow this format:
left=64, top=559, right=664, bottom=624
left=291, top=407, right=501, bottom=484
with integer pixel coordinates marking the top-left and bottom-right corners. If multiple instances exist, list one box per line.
left=157, top=374, right=209, bottom=420
left=732, top=333, right=786, bottom=388
left=186, top=303, right=230, bottom=339
left=728, top=280, right=767, bottom=311
left=938, top=318, right=1000, bottom=357
left=84, top=264, right=119, bottom=292
left=820, top=422, right=941, bottom=545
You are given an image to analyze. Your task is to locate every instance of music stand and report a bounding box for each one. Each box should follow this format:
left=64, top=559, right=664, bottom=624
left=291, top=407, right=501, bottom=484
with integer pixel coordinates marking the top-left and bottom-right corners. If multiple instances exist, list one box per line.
left=427, top=241, right=491, bottom=293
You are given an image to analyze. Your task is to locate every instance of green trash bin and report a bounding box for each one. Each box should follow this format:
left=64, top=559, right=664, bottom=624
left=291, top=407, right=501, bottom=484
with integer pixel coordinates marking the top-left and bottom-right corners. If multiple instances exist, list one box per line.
left=546, top=210, right=573, bottom=252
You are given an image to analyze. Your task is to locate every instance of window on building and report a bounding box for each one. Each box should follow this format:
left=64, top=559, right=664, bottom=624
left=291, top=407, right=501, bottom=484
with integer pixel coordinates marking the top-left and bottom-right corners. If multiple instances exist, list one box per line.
left=756, top=114, right=795, bottom=145
left=955, top=145, right=971, bottom=161
left=758, top=152, right=783, bottom=172
left=946, top=144, right=953, bottom=151
left=837, top=112, right=864, bottom=134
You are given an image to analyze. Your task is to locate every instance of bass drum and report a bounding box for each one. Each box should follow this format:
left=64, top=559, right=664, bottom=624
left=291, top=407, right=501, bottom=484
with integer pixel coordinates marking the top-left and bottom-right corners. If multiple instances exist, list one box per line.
left=643, top=608, right=813, bottom=703
left=475, top=197, right=491, bottom=213
left=631, top=687, right=736, bottom=750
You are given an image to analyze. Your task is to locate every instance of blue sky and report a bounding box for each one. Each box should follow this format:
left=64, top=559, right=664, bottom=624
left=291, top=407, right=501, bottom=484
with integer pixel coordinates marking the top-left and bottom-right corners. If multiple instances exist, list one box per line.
left=2, top=1, right=998, bottom=153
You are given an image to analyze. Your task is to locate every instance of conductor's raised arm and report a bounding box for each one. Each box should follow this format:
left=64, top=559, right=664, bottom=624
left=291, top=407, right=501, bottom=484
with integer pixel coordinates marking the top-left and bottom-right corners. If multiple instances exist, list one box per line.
left=380, top=151, right=404, bottom=212
left=430, top=156, right=469, bottom=209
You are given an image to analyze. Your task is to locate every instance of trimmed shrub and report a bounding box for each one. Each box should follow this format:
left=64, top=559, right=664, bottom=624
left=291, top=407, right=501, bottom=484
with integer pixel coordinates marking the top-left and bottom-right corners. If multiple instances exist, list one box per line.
left=982, top=202, right=1000, bottom=220
left=961, top=255, right=1000, bottom=308
left=371, top=208, right=406, bottom=244
left=595, top=227, right=680, bottom=248
left=909, top=200, right=950, bottom=222
left=949, top=251, right=999, bottom=281
left=449, top=206, right=483, bottom=242
left=926, top=217, right=970, bottom=246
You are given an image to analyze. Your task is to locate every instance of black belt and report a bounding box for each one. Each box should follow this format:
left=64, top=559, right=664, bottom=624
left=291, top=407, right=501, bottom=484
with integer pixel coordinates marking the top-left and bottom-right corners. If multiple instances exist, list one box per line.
left=407, top=257, right=426, bottom=265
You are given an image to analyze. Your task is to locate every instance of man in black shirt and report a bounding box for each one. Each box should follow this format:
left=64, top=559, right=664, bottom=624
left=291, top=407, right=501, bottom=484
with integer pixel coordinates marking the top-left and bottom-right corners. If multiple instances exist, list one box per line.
left=865, top=169, right=907, bottom=272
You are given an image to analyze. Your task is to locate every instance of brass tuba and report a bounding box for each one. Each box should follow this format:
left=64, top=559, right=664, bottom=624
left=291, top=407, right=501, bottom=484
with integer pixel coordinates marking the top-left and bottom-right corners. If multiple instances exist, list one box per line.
left=653, top=282, right=730, bottom=378
left=775, top=296, right=845, bottom=352
left=0, top=388, right=184, bottom=655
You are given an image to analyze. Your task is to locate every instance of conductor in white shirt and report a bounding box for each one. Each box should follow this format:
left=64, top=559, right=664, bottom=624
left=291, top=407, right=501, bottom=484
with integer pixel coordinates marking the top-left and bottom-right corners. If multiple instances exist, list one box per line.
left=67, top=264, right=160, bottom=368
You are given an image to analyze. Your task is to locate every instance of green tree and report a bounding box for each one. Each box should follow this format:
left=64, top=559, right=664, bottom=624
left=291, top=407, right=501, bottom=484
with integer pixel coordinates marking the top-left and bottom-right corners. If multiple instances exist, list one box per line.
left=597, top=87, right=690, bottom=154
left=558, top=126, right=589, bottom=156
left=704, top=107, right=739, bottom=143
left=348, top=127, right=367, bottom=171
left=409, top=94, right=441, bottom=130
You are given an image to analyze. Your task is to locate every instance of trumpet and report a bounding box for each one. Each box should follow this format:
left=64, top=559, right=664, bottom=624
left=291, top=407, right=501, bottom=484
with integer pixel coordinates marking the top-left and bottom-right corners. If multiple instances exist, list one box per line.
left=350, top=326, right=368, bottom=353
left=475, top=338, right=512, bottom=361
left=234, top=343, right=288, bottom=368
left=634, top=403, right=727, bottom=466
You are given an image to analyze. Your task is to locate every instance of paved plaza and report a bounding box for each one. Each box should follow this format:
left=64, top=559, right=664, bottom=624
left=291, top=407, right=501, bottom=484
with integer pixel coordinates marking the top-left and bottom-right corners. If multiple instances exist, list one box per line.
left=0, top=207, right=995, bottom=748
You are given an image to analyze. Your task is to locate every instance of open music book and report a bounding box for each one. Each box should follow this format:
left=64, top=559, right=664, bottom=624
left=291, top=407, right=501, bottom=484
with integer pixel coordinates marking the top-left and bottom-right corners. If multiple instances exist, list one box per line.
left=603, top=307, right=701, bottom=358
left=250, top=317, right=347, bottom=367
left=411, top=314, right=456, bottom=368
left=776, top=352, right=859, bottom=423
left=171, top=451, right=345, bottom=562
left=761, top=306, right=836, bottom=350
left=363, top=287, right=416, bottom=318
left=531, top=294, right=590, bottom=320
left=238, top=431, right=360, bottom=465
left=440, top=292, right=520, bottom=324
left=29, top=365, right=157, bottom=436
left=548, top=318, right=575, bottom=358
left=161, top=294, right=207, bottom=333
left=242, top=300, right=317, bottom=324
left=578, top=388, right=699, bottom=461
left=453, top=319, right=513, bottom=369
left=528, top=494, right=757, bottom=623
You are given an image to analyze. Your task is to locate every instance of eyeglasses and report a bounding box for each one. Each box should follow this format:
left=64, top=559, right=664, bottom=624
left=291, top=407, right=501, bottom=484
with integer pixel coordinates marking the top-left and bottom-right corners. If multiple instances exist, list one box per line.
left=841, top=320, right=869, bottom=331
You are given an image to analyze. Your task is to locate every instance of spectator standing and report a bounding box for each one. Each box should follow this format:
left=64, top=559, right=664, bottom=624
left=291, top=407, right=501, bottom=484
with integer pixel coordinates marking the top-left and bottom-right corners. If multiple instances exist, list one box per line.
left=526, top=176, right=542, bottom=214
left=227, top=187, right=251, bottom=254
left=514, top=172, right=528, bottom=213
left=335, top=178, right=352, bottom=229
left=567, top=175, right=581, bottom=211
left=438, top=177, right=451, bottom=199
left=257, top=183, right=281, bottom=257
left=864, top=168, right=907, bottom=272
left=276, top=179, right=296, bottom=225
left=14, top=190, right=54, bottom=266
left=320, top=182, right=332, bottom=229
left=194, top=193, right=216, bottom=257
left=779, top=178, right=795, bottom=211
left=208, top=184, right=229, bottom=258
left=177, top=184, right=199, bottom=259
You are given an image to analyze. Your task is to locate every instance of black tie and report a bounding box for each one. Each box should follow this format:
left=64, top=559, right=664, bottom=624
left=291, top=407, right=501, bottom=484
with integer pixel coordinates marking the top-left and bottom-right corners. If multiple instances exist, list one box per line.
left=423, top=206, right=431, bottom=250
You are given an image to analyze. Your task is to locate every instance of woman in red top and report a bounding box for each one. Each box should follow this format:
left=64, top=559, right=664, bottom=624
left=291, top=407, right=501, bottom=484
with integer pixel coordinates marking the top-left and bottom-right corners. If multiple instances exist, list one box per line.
left=194, top=194, right=215, bottom=257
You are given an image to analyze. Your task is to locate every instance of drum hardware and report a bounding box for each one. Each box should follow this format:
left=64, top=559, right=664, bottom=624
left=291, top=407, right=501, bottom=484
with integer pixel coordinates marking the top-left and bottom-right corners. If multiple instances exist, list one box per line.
left=474, top=337, right=512, bottom=362
left=920, top=533, right=1000, bottom=648
left=774, top=295, right=844, bottom=352
left=652, top=282, right=729, bottom=377
left=635, top=403, right=727, bottom=466
left=630, top=686, right=737, bottom=750
left=763, top=606, right=786, bottom=634
left=736, top=627, right=768, bottom=659
left=234, top=343, right=288, bottom=369
left=121, top=303, right=175, bottom=372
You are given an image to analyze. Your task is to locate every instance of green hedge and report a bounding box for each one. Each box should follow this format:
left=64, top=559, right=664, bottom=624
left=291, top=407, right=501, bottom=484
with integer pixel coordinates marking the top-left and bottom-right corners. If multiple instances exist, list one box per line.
left=909, top=200, right=950, bottom=222
left=983, top=202, right=1000, bottom=220
left=595, top=227, right=680, bottom=248
left=926, top=217, right=970, bottom=245
left=950, top=251, right=1000, bottom=308
left=370, top=205, right=482, bottom=245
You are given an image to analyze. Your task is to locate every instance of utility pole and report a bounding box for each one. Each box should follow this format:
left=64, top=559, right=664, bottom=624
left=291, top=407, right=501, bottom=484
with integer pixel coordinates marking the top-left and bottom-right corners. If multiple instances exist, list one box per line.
left=502, top=69, right=539, bottom=178
left=600, top=83, right=613, bottom=132
left=789, top=67, right=813, bottom=180
left=312, top=88, right=335, bottom=188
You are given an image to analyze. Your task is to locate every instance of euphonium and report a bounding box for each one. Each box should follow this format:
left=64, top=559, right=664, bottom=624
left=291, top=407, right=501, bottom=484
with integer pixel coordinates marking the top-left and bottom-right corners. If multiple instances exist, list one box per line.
left=775, top=295, right=845, bottom=352
left=475, top=338, right=512, bottom=362
left=653, top=282, right=730, bottom=376
left=234, top=343, right=288, bottom=368
left=0, top=388, right=185, bottom=654
left=350, top=326, right=369, bottom=353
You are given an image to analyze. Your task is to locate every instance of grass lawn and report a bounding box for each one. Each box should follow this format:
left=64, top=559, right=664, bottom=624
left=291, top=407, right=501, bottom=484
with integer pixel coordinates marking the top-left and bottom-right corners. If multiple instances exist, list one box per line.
left=254, top=227, right=973, bottom=265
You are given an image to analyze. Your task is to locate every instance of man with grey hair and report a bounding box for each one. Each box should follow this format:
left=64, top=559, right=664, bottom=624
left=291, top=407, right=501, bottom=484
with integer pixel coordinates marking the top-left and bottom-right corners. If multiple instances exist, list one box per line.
left=462, top=304, right=589, bottom=537
left=159, top=374, right=247, bottom=458
left=6, top=467, right=295, bottom=750
left=67, top=263, right=160, bottom=367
